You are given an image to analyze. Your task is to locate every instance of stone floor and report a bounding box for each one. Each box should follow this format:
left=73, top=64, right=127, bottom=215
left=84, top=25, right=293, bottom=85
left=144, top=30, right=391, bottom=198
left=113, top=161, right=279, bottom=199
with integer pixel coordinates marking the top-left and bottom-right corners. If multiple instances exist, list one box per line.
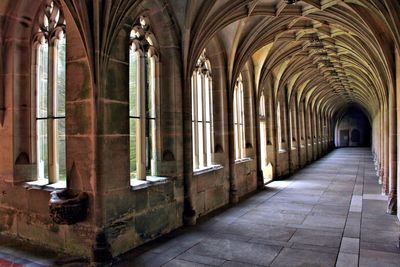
left=0, top=148, right=399, bottom=266
left=114, top=148, right=400, bottom=267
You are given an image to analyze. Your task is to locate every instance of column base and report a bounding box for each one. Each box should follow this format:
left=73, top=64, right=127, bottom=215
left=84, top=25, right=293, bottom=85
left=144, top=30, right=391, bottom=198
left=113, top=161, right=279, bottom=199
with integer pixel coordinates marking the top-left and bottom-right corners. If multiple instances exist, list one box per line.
left=230, top=190, right=239, bottom=204
left=92, top=231, right=113, bottom=265
left=387, top=192, right=397, bottom=215
left=183, top=209, right=197, bottom=226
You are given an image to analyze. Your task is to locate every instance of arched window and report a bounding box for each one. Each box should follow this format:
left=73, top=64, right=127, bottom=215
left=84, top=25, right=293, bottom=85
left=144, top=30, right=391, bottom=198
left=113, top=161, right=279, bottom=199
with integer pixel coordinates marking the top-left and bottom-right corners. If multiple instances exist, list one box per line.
left=33, top=0, right=66, bottom=185
left=192, top=50, right=213, bottom=170
left=234, top=76, right=245, bottom=160
left=307, top=107, right=312, bottom=145
left=277, top=102, right=283, bottom=151
left=289, top=106, right=296, bottom=149
left=130, top=16, right=158, bottom=180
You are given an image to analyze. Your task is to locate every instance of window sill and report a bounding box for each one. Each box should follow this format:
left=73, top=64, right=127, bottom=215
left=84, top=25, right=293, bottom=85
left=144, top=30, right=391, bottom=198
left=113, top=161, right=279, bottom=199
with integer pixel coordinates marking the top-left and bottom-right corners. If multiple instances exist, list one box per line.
left=291, top=147, right=296, bottom=150
left=235, top=157, right=252, bottom=164
left=193, top=165, right=223, bottom=176
left=278, top=149, right=287, bottom=154
left=130, top=176, right=169, bottom=190
left=25, top=179, right=66, bottom=191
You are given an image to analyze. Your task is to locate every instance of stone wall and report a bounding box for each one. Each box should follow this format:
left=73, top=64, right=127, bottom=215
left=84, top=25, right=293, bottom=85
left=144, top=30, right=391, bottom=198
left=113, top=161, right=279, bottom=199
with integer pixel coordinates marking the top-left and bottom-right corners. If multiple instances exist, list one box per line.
left=0, top=182, right=95, bottom=257
left=105, top=180, right=183, bottom=256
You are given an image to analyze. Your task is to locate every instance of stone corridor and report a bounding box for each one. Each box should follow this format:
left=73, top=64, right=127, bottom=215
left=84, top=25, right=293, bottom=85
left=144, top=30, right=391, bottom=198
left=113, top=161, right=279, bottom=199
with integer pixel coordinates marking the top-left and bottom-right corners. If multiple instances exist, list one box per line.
left=0, top=148, right=399, bottom=266
left=114, top=148, right=400, bottom=267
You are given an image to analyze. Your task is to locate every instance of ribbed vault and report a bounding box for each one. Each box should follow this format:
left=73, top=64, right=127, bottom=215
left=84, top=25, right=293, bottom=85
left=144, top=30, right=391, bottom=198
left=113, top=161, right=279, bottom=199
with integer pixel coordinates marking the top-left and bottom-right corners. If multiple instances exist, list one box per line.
left=186, top=0, right=399, bottom=120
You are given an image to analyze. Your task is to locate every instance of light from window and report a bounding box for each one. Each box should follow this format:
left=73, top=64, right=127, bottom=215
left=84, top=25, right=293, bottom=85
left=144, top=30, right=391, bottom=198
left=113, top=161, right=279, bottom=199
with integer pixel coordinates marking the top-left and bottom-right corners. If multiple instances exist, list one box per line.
left=192, top=50, right=213, bottom=170
left=277, top=102, right=283, bottom=151
left=259, top=94, right=267, bottom=166
left=234, top=76, right=245, bottom=160
left=129, top=16, right=157, bottom=180
left=35, top=1, right=66, bottom=185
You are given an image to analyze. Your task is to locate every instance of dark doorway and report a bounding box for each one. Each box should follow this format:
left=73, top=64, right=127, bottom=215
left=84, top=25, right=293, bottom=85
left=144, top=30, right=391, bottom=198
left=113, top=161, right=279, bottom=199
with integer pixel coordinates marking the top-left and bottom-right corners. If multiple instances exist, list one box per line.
left=336, top=106, right=371, bottom=147
left=340, top=130, right=349, bottom=147
left=351, top=129, right=361, bottom=143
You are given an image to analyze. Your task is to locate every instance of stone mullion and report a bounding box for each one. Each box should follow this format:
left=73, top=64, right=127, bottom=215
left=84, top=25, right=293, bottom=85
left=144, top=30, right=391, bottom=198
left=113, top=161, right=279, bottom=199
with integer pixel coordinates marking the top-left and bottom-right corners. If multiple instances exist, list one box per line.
left=32, top=46, right=39, bottom=166
left=240, top=86, right=246, bottom=158
left=235, top=88, right=240, bottom=159
left=208, top=76, right=213, bottom=165
left=136, top=53, right=146, bottom=180
left=47, top=42, right=58, bottom=183
left=233, top=89, right=238, bottom=159
left=192, top=72, right=199, bottom=169
left=201, top=73, right=207, bottom=167
left=235, top=86, right=243, bottom=159
left=150, top=56, right=158, bottom=175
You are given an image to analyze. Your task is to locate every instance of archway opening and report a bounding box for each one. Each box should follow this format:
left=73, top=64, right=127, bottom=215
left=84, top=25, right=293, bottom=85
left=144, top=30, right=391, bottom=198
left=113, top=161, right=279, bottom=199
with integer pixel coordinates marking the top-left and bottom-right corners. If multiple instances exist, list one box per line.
left=335, top=106, right=371, bottom=148
left=263, top=162, right=273, bottom=184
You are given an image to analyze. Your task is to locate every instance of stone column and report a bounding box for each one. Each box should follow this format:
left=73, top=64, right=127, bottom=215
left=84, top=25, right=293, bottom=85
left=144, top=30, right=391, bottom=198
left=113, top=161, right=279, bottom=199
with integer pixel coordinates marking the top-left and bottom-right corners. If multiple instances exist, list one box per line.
left=395, top=48, right=400, bottom=218
left=379, top=110, right=385, bottom=184
left=304, top=103, right=310, bottom=164
left=310, top=108, right=316, bottom=161
left=384, top=102, right=389, bottom=193
left=192, top=72, right=199, bottom=169
left=295, top=100, right=302, bottom=169
left=388, top=77, right=397, bottom=214
left=228, top=88, right=238, bottom=204
left=284, top=91, right=292, bottom=173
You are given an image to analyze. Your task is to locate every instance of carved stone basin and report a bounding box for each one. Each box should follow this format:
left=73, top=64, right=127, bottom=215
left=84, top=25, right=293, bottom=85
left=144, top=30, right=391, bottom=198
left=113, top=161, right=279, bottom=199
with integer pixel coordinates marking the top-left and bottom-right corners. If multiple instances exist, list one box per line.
left=49, top=189, right=89, bottom=225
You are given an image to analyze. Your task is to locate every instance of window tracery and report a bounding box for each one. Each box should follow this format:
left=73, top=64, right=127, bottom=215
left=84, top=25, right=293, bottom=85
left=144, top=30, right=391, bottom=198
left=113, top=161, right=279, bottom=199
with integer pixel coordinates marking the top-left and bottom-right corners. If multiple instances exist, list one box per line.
left=192, top=49, right=213, bottom=170
left=129, top=16, right=158, bottom=180
left=33, top=0, right=66, bottom=185
left=234, top=76, right=246, bottom=160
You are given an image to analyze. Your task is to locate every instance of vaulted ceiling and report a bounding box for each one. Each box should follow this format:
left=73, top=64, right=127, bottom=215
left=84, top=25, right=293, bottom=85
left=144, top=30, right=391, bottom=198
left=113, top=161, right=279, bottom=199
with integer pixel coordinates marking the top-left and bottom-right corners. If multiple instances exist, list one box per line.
left=1, top=0, right=399, bottom=121
left=184, top=0, right=400, bottom=120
